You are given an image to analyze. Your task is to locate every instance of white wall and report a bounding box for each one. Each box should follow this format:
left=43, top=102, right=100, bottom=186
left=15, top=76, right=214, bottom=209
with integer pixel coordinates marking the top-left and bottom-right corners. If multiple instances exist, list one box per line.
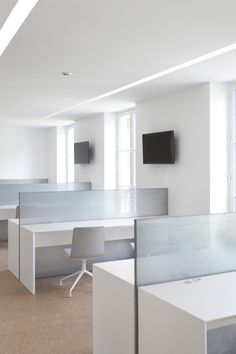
left=74, top=114, right=104, bottom=189
left=57, top=126, right=67, bottom=183
left=136, top=84, right=211, bottom=216
left=0, top=125, right=49, bottom=179
left=47, top=127, right=57, bottom=183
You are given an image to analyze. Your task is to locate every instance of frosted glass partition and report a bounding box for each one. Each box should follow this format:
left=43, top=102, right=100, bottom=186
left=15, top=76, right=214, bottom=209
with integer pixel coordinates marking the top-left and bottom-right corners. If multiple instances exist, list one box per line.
left=19, top=188, right=168, bottom=225
left=135, top=213, right=236, bottom=287
left=0, top=182, right=91, bottom=205
left=0, top=178, right=48, bottom=184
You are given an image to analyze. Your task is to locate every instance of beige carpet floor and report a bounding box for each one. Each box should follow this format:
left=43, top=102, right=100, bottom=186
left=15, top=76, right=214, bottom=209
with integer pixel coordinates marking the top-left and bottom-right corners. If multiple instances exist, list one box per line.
left=0, top=243, right=92, bottom=354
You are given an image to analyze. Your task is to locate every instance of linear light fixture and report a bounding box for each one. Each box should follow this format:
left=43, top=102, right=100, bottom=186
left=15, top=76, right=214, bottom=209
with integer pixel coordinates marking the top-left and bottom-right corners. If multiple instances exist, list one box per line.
left=0, top=0, right=39, bottom=57
left=38, top=41, right=236, bottom=122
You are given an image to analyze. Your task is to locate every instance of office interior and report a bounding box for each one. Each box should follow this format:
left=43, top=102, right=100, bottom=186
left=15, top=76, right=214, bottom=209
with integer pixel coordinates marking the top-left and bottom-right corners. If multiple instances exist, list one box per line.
left=1, top=1, right=236, bottom=354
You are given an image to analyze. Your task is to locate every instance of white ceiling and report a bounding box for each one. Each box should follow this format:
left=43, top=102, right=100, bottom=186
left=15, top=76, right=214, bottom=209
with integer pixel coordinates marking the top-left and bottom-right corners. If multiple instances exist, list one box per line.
left=41, top=48, right=236, bottom=125
left=0, top=1, right=17, bottom=28
left=1, top=0, right=236, bottom=126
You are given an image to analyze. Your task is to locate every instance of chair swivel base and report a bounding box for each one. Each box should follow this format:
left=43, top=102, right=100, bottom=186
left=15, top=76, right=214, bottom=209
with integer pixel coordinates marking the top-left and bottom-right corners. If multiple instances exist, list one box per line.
left=60, top=260, right=93, bottom=297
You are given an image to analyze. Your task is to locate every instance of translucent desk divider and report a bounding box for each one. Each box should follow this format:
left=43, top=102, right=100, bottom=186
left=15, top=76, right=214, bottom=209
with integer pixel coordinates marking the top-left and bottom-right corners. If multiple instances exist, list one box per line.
left=0, top=178, right=48, bottom=184
left=135, top=213, right=236, bottom=287
left=0, top=182, right=91, bottom=205
left=19, top=188, right=168, bottom=225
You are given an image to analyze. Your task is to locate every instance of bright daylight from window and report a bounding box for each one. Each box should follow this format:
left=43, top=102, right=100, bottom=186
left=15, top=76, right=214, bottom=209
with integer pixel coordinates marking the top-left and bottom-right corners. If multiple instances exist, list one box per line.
left=67, top=126, right=74, bottom=183
left=117, top=111, right=136, bottom=189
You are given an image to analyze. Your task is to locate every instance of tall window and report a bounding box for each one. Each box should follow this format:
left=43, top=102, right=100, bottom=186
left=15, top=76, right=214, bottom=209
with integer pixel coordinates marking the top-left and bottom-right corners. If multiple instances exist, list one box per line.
left=230, top=87, right=236, bottom=211
left=117, top=110, right=136, bottom=189
left=67, top=126, right=74, bottom=183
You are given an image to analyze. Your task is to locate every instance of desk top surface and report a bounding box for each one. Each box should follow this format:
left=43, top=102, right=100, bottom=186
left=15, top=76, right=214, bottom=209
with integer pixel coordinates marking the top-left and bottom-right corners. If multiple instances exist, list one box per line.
left=94, top=259, right=134, bottom=285
left=0, top=206, right=17, bottom=220
left=0, top=205, right=17, bottom=209
left=10, top=217, right=135, bottom=233
left=141, top=271, right=236, bottom=322
left=94, top=259, right=236, bottom=322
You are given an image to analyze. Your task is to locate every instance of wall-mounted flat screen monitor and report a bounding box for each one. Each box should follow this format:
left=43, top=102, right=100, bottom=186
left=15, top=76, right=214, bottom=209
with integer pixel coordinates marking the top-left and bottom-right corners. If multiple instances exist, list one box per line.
left=74, top=141, right=90, bottom=164
left=142, top=130, right=175, bottom=164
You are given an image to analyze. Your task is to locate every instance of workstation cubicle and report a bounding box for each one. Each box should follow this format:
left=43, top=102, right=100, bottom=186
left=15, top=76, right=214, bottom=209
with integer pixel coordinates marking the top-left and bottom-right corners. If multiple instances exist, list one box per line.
left=0, top=180, right=91, bottom=242
left=8, top=188, right=168, bottom=294
left=0, top=178, right=48, bottom=242
left=94, top=213, right=236, bottom=354
left=0, top=179, right=48, bottom=184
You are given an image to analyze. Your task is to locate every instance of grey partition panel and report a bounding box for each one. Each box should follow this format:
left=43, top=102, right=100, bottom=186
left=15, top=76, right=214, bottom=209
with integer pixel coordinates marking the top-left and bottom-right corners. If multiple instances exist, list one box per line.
left=208, top=324, right=236, bottom=354
left=0, top=182, right=91, bottom=205
left=19, top=188, right=167, bottom=279
left=19, top=188, right=168, bottom=225
left=0, top=221, right=7, bottom=241
left=0, top=179, right=48, bottom=184
left=135, top=213, right=236, bottom=287
left=72, top=182, right=91, bottom=190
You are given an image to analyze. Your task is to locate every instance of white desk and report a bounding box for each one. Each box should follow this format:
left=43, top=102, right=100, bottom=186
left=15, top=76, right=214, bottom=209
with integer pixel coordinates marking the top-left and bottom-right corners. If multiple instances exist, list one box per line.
left=93, top=259, right=134, bottom=354
left=8, top=219, right=19, bottom=277
left=139, top=272, right=236, bottom=354
left=93, top=260, right=236, bottom=354
left=0, top=205, right=17, bottom=220
left=8, top=218, right=134, bottom=294
left=0, top=205, right=17, bottom=242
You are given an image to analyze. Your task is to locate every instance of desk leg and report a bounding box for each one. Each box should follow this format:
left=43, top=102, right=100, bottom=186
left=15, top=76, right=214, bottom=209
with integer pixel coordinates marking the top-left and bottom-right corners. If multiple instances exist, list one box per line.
left=20, top=228, right=35, bottom=294
left=8, top=221, right=19, bottom=279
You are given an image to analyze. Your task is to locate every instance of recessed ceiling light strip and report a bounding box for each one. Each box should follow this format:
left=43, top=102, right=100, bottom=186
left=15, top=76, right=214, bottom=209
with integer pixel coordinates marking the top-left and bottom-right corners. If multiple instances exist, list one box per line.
left=0, top=0, right=39, bottom=57
left=37, top=41, right=236, bottom=122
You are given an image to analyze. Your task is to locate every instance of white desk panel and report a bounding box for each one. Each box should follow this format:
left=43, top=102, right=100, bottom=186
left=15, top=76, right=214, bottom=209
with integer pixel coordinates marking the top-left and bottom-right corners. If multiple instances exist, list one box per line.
left=93, top=260, right=134, bottom=354
left=22, top=218, right=134, bottom=247
left=22, top=218, right=134, bottom=233
left=8, top=219, right=19, bottom=278
left=0, top=205, right=17, bottom=220
left=9, top=218, right=135, bottom=294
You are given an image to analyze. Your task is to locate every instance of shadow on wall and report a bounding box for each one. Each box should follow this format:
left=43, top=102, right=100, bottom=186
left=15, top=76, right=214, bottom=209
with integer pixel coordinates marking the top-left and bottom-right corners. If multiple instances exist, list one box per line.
left=89, top=144, right=95, bottom=163
left=175, top=134, right=179, bottom=162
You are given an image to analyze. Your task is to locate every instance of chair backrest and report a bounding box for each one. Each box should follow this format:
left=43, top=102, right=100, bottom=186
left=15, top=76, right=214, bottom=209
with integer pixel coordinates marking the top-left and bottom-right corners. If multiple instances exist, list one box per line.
left=71, top=227, right=105, bottom=260
left=15, top=206, right=20, bottom=219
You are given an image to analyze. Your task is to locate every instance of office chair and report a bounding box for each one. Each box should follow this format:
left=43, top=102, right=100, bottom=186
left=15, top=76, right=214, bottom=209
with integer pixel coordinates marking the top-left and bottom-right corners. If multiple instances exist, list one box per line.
left=60, top=226, right=105, bottom=297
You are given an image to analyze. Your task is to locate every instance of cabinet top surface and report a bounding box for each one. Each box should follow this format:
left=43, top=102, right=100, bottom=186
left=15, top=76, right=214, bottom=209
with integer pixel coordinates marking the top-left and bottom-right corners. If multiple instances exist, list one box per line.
left=94, top=259, right=134, bottom=285
left=141, top=271, right=236, bottom=322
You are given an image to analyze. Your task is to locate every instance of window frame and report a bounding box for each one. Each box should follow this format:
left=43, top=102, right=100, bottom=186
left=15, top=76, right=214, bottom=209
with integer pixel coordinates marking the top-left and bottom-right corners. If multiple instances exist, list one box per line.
left=66, top=125, right=75, bottom=183
left=229, top=84, right=236, bottom=211
left=115, top=110, right=136, bottom=189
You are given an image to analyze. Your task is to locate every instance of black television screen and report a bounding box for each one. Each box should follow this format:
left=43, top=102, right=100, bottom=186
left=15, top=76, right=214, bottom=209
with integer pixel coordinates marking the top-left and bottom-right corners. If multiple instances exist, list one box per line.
left=142, top=130, right=175, bottom=164
left=74, top=141, right=90, bottom=164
